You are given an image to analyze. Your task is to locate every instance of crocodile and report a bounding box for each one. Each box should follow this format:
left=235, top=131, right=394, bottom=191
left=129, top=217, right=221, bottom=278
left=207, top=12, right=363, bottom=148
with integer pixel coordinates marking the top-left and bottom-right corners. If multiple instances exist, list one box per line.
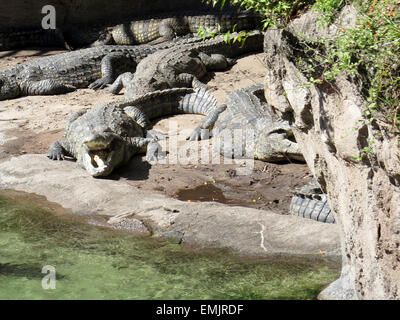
left=0, top=36, right=207, bottom=101
left=48, top=87, right=226, bottom=177
left=67, top=10, right=261, bottom=47
left=212, top=84, right=304, bottom=162
left=108, top=30, right=264, bottom=99
left=0, top=11, right=260, bottom=51
left=290, top=179, right=336, bottom=224
left=211, top=85, right=333, bottom=222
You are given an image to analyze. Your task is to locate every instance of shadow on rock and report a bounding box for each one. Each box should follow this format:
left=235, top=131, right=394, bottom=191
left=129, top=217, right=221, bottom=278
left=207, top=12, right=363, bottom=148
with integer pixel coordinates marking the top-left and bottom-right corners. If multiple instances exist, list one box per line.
left=109, top=155, right=151, bottom=181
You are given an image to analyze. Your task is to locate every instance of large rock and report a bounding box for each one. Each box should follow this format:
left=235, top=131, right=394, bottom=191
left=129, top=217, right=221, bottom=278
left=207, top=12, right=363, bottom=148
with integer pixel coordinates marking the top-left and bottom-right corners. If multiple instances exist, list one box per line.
left=263, top=6, right=400, bottom=299
left=0, top=154, right=340, bottom=259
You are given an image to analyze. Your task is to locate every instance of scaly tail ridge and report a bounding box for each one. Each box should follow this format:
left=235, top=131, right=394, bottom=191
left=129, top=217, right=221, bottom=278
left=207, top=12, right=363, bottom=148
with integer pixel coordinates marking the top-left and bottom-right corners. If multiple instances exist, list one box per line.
left=179, top=88, right=218, bottom=115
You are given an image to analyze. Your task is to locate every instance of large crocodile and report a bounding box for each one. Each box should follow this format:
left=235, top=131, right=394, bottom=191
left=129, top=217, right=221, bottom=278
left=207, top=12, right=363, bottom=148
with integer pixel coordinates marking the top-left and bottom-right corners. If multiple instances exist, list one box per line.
left=0, top=36, right=206, bottom=101
left=108, top=30, right=264, bottom=99
left=0, top=11, right=260, bottom=51
left=73, top=10, right=261, bottom=47
left=212, top=84, right=334, bottom=223
left=213, top=84, right=304, bottom=162
left=48, top=87, right=225, bottom=177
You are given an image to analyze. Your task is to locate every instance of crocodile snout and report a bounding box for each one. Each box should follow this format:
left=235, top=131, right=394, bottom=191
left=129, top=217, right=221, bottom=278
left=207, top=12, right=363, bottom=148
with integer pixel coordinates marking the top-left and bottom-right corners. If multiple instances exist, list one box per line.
left=84, top=132, right=118, bottom=150
left=81, top=132, right=123, bottom=177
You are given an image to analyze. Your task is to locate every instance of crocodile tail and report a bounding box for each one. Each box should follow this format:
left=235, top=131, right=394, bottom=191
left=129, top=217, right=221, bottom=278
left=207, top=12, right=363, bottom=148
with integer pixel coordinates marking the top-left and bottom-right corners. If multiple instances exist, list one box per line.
left=121, top=87, right=192, bottom=106
left=179, top=87, right=218, bottom=115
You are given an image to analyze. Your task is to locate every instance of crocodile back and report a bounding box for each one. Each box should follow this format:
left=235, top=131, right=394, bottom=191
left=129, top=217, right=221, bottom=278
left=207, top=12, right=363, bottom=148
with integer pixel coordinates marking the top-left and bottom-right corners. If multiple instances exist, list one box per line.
left=214, top=84, right=304, bottom=162
left=215, top=83, right=272, bottom=132
left=186, top=12, right=262, bottom=33
left=107, top=11, right=261, bottom=45
left=0, top=41, right=183, bottom=88
left=179, top=30, right=264, bottom=58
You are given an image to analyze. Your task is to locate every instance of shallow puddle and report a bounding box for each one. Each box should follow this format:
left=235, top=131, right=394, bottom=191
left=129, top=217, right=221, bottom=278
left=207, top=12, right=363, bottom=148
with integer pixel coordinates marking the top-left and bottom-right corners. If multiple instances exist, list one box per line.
left=175, top=183, right=230, bottom=204
left=174, top=181, right=280, bottom=208
left=0, top=189, right=340, bottom=300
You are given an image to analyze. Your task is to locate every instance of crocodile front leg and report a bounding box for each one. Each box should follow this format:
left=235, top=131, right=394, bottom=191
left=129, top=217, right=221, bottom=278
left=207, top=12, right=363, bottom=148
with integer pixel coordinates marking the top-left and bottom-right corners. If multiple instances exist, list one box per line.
left=89, top=53, right=137, bottom=90
left=176, top=73, right=210, bottom=90
left=146, top=18, right=184, bottom=45
left=108, top=72, right=135, bottom=94
left=48, top=139, right=72, bottom=161
left=48, top=110, right=85, bottom=161
left=187, top=104, right=227, bottom=141
left=198, top=52, right=235, bottom=70
left=128, top=137, right=163, bottom=164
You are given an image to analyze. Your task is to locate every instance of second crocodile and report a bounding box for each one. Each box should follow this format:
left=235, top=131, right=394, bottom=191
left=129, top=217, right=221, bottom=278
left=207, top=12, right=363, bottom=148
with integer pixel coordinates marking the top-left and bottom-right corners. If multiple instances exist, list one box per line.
left=108, top=30, right=264, bottom=99
left=213, top=84, right=304, bottom=162
left=82, top=10, right=261, bottom=47
left=48, top=87, right=225, bottom=177
left=0, top=11, right=260, bottom=51
left=0, top=37, right=205, bottom=101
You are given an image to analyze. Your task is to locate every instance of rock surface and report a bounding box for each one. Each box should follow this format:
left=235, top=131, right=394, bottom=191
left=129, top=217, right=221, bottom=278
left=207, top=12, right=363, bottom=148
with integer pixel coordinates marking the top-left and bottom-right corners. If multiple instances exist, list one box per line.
left=0, top=154, right=340, bottom=258
left=0, top=51, right=312, bottom=215
left=263, top=5, right=400, bottom=299
left=0, top=48, right=340, bottom=280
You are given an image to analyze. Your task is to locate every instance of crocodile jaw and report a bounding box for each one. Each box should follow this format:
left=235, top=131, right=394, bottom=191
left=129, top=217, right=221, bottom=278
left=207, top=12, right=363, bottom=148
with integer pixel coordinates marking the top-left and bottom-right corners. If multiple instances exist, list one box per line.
left=80, top=134, right=123, bottom=177
left=83, top=150, right=116, bottom=177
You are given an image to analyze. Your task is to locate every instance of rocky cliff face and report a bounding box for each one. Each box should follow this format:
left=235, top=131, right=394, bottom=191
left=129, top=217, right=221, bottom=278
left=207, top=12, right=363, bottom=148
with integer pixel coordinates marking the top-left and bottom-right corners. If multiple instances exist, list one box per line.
left=263, top=6, right=400, bottom=299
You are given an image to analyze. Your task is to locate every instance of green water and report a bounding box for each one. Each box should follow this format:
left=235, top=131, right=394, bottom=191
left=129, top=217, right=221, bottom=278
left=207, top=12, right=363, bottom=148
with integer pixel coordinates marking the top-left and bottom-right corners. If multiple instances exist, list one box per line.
left=0, top=192, right=340, bottom=300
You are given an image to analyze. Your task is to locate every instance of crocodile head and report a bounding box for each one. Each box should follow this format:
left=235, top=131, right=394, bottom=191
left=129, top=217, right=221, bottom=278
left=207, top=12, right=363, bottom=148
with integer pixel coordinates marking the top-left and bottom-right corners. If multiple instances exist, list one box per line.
left=0, top=76, right=20, bottom=100
left=77, top=131, right=127, bottom=177
left=254, top=126, right=305, bottom=162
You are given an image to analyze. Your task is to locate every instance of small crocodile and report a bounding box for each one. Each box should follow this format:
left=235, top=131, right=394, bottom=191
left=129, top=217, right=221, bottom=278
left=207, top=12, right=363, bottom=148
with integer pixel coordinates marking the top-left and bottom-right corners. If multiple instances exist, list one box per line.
left=108, top=30, right=264, bottom=99
left=68, top=10, right=261, bottom=47
left=213, top=84, right=304, bottom=162
left=48, top=87, right=226, bottom=177
left=0, top=36, right=206, bottom=101
left=290, top=179, right=336, bottom=224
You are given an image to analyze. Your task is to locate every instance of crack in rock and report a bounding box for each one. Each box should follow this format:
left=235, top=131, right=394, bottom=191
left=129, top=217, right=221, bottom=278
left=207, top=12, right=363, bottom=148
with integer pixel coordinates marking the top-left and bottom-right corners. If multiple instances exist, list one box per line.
left=178, top=212, right=199, bottom=245
left=256, top=222, right=271, bottom=253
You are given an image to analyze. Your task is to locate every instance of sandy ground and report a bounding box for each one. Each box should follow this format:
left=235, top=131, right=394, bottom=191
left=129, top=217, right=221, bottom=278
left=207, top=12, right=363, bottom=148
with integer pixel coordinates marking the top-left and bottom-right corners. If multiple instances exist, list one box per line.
left=0, top=49, right=312, bottom=214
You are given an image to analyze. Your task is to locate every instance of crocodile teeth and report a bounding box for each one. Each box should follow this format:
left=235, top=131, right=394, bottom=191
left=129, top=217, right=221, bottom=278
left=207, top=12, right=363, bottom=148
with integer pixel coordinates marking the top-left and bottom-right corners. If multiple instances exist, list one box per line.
left=94, top=155, right=105, bottom=167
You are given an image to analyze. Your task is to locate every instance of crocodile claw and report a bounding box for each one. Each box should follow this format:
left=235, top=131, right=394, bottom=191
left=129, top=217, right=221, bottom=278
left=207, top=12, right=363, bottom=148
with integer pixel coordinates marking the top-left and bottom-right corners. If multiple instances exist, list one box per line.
left=89, top=78, right=110, bottom=90
left=226, top=58, right=236, bottom=66
left=187, top=127, right=211, bottom=141
left=146, top=129, right=166, bottom=141
left=47, top=141, right=65, bottom=161
left=145, top=140, right=164, bottom=164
